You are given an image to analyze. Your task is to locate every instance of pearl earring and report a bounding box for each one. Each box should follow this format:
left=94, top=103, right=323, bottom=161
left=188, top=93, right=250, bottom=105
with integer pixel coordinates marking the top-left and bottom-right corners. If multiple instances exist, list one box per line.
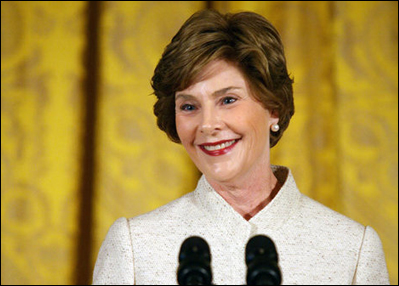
left=271, top=123, right=280, bottom=132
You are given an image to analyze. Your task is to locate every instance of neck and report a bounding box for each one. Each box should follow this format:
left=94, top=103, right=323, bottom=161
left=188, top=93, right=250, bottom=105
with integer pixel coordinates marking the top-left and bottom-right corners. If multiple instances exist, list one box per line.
left=207, top=164, right=281, bottom=221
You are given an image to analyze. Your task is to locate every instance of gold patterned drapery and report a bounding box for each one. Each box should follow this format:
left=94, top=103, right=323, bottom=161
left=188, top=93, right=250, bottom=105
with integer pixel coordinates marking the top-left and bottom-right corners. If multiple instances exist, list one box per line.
left=1, top=1, right=397, bottom=285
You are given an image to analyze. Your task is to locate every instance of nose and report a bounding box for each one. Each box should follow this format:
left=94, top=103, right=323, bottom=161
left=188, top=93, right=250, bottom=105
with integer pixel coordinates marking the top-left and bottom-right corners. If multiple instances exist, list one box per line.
left=199, top=105, right=223, bottom=135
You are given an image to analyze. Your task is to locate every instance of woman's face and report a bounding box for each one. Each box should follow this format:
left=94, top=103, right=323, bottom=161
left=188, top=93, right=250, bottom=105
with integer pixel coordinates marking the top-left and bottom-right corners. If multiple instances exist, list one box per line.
left=175, top=60, right=278, bottom=184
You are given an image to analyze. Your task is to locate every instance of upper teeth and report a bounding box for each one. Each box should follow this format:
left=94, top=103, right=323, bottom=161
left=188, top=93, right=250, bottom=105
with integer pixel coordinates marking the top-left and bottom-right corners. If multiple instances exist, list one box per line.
left=203, top=140, right=236, bottom=151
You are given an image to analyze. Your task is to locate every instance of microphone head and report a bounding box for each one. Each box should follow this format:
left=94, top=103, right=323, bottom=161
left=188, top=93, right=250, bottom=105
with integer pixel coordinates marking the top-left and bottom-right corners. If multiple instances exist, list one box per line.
left=179, top=236, right=211, bottom=263
left=246, top=235, right=281, bottom=285
left=245, top=235, right=278, bottom=265
left=178, top=236, right=212, bottom=285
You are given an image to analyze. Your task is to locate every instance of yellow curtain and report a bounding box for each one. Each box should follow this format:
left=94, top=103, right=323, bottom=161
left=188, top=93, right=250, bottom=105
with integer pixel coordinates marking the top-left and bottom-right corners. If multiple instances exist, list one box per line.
left=1, top=1, right=86, bottom=284
left=1, top=1, right=397, bottom=285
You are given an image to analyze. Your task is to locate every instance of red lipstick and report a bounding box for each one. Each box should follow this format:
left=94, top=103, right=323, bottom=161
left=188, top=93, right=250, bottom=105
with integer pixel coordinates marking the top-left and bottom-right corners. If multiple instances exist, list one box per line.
left=199, top=139, right=239, bottom=156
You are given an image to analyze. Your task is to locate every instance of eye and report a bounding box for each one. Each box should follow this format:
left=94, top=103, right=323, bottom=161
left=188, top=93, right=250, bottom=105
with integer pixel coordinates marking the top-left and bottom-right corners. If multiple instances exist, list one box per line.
left=222, top=97, right=237, bottom=105
left=180, top=104, right=196, bottom=111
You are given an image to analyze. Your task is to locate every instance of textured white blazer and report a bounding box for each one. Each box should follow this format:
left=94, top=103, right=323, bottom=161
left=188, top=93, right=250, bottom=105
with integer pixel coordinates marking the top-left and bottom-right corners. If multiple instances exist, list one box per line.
left=93, top=166, right=390, bottom=285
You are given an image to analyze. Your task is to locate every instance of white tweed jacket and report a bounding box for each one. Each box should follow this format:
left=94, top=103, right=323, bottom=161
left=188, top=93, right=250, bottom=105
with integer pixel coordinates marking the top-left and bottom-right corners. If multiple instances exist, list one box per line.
left=93, top=166, right=390, bottom=285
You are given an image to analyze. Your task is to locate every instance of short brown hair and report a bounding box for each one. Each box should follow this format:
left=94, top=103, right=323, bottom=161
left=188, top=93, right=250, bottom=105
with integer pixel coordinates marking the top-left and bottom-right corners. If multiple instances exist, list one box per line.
left=151, top=9, right=294, bottom=147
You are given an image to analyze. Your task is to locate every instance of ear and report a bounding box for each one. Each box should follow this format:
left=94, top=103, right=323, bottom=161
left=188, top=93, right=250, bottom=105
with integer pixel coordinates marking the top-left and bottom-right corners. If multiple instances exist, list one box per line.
left=269, top=109, right=279, bottom=124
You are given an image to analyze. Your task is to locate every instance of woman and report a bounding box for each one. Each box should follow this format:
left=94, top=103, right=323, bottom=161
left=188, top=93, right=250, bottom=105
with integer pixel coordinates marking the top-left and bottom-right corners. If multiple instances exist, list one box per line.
left=93, top=9, right=389, bottom=285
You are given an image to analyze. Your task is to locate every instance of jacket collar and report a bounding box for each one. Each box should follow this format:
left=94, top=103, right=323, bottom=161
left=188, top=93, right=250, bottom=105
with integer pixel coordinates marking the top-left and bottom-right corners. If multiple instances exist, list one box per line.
left=193, top=165, right=301, bottom=237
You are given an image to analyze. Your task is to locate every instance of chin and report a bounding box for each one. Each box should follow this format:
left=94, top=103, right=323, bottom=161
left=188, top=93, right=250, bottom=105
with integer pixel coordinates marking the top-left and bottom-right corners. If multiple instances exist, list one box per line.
left=203, top=168, right=239, bottom=184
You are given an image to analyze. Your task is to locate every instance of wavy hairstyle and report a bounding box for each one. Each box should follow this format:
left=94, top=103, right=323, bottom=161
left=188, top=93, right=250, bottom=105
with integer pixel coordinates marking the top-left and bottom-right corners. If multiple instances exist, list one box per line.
left=151, top=9, right=294, bottom=147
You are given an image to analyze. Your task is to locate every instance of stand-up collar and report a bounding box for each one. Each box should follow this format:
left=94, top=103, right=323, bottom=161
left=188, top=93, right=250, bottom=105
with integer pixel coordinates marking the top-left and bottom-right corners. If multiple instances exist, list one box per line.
left=193, top=165, right=301, bottom=237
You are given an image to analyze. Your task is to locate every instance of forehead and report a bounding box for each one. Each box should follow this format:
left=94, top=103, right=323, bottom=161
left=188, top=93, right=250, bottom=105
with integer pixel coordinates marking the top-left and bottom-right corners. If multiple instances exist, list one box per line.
left=176, top=60, right=249, bottom=95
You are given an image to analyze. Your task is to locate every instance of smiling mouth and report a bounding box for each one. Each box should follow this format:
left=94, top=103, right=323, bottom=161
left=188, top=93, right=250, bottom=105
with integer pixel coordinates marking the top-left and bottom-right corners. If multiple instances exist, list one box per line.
left=199, top=139, right=240, bottom=156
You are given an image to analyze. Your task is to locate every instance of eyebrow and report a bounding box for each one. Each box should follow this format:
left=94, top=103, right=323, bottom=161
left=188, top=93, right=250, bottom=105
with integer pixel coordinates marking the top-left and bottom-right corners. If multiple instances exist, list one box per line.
left=175, top=86, right=243, bottom=101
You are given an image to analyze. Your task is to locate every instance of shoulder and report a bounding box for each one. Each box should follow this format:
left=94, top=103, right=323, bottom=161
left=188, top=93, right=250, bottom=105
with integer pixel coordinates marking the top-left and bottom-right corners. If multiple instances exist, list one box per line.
left=92, top=217, right=134, bottom=285
left=297, top=193, right=365, bottom=234
left=353, top=225, right=390, bottom=284
left=289, top=193, right=368, bottom=254
left=97, top=217, right=133, bottom=253
left=127, top=191, right=198, bottom=231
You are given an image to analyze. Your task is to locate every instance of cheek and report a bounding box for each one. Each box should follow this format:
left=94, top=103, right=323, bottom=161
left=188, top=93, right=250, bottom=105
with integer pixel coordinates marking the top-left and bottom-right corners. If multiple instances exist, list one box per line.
left=175, top=115, right=196, bottom=144
left=245, top=110, right=270, bottom=143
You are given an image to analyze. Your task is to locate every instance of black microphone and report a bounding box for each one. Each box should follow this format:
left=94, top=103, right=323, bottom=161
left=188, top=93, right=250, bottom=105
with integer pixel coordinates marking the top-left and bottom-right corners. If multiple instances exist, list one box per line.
left=177, top=236, right=213, bottom=285
left=245, top=235, right=282, bottom=285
